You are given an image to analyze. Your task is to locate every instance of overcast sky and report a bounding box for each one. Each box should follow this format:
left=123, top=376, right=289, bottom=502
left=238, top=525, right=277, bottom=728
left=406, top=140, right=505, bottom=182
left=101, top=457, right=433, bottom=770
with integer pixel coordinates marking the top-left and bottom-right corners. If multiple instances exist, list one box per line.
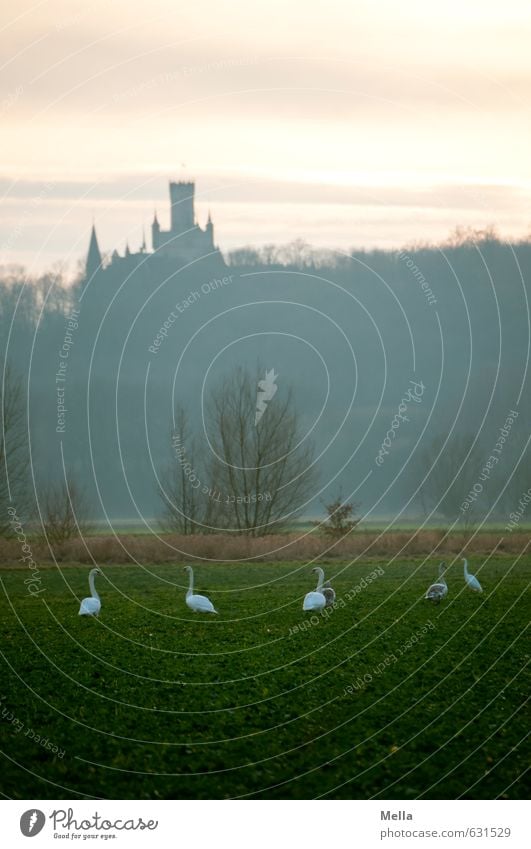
left=1, top=0, right=531, bottom=271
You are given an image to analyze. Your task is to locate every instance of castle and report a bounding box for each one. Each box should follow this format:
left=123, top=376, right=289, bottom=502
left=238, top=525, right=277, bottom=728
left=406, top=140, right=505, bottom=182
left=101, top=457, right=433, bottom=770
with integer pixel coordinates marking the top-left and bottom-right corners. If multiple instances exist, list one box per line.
left=86, top=181, right=219, bottom=277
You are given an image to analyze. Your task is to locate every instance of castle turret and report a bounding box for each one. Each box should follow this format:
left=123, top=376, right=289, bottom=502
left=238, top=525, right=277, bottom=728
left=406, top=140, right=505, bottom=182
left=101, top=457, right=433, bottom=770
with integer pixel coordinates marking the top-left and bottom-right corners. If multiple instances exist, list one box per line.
left=86, top=224, right=102, bottom=278
left=206, top=210, right=214, bottom=242
left=92, top=181, right=220, bottom=268
left=151, top=211, right=160, bottom=251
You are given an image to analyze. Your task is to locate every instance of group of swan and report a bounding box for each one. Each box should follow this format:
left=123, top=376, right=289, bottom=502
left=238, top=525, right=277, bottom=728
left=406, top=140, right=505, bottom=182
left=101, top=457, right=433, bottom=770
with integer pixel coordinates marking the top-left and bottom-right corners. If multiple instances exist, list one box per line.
left=79, top=564, right=335, bottom=617
left=78, top=559, right=482, bottom=617
left=425, top=558, right=483, bottom=604
left=79, top=565, right=218, bottom=617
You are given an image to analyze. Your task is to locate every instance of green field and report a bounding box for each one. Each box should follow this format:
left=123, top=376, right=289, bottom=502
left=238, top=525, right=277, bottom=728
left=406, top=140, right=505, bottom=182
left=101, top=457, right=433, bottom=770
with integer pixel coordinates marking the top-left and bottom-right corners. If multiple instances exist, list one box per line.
left=0, top=556, right=528, bottom=799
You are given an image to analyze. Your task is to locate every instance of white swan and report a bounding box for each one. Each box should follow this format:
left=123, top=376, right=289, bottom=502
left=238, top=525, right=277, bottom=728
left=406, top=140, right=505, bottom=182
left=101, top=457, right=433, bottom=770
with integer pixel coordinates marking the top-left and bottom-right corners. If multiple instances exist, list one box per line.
left=424, top=562, right=448, bottom=604
left=184, top=565, right=218, bottom=613
left=463, top=558, right=483, bottom=593
left=79, top=567, right=102, bottom=616
left=322, top=579, right=336, bottom=607
left=303, top=567, right=326, bottom=611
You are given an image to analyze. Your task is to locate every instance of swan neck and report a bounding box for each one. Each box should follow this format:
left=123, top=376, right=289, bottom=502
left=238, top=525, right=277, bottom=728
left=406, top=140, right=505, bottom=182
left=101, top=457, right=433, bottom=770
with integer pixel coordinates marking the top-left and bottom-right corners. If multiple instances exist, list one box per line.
left=315, top=567, right=325, bottom=591
left=89, top=571, right=100, bottom=601
left=187, top=568, right=194, bottom=596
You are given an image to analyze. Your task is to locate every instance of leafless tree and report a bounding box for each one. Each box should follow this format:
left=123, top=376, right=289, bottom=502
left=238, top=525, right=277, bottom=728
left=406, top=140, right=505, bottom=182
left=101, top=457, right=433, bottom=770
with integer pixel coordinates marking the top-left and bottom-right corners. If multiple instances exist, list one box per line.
left=204, top=366, right=318, bottom=535
left=158, top=407, right=207, bottom=534
left=39, top=477, right=93, bottom=546
left=415, top=433, right=483, bottom=524
left=0, top=363, right=30, bottom=535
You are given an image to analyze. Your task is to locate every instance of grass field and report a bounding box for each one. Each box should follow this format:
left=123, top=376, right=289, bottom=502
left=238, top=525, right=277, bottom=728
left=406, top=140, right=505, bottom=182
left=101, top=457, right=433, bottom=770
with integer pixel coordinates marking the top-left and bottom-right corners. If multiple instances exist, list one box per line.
left=0, top=556, right=529, bottom=799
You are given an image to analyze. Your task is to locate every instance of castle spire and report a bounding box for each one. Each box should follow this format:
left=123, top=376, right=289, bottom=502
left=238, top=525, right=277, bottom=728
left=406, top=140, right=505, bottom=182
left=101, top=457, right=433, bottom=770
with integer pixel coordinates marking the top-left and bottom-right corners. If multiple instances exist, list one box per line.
left=152, top=208, right=160, bottom=251
left=206, top=208, right=214, bottom=246
left=86, top=223, right=102, bottom=278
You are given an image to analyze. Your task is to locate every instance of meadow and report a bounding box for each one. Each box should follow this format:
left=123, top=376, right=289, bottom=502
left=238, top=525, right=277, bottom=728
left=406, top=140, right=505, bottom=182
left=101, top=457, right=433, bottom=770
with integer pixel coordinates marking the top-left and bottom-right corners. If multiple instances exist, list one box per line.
left=0, top=555, right=528, bottom=800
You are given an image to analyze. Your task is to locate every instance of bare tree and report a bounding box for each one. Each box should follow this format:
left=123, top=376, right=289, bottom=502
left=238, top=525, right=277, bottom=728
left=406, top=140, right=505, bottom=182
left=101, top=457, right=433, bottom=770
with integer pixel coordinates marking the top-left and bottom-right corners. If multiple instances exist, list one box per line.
left=0, top=363, right=30, bottom=535
left=414, top=433, right=483, bottom=524
left=204, top=366, right=318, bottom=535
left=158, top=407, right=206, bottom=534
left=493, top=439, right=531, bottom=520
left=39, top=477, right=93, bottom=546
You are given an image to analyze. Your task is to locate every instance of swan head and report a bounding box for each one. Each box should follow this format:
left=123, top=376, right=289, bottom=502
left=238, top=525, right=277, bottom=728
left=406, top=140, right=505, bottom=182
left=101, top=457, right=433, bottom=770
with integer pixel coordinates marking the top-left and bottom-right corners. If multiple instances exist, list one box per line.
left=183, top=565, right=193, bottom=573
left=90, top=567, right=102, bottom=577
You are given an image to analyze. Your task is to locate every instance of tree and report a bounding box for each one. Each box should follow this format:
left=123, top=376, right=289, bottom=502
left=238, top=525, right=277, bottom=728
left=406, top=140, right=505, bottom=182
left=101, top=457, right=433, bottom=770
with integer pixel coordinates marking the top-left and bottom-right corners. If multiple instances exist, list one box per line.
left=202, top=366, right=318, bottom=535
left=158, top=407, right=210, bottom=534
left=414, top=433, right=483, bottom=524
left=39, top=477, right=93, bottom=546
left=227, top=247, right=261, bottom=266
left=158, top=368, right=320, bottom=536
left=0, top=363, right=30, bottom=535
left=316, top=493, right=361, bottom=537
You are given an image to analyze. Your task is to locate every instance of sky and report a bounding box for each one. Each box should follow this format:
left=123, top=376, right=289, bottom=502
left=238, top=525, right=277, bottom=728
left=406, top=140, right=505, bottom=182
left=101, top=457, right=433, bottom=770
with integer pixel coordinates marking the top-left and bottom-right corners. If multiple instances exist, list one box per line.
left=1, top=0, right=531, bottom=272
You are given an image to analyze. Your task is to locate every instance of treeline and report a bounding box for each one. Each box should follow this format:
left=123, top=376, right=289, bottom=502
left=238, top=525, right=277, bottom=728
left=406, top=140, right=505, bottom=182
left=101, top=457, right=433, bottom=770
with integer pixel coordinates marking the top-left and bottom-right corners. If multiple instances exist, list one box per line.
left=1, top=228, right=530, bottom=534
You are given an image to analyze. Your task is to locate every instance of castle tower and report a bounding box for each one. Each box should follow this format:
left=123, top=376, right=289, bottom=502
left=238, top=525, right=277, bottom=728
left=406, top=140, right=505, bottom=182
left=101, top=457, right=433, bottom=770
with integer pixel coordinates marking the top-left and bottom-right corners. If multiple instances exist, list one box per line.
left=206, top=210, right=214, bottom=242
left=151, top=211, right=160, bottom=251
left=96, top=181, right=220, bottom=269
left=86, top=224, right=102, bottom=277
left=169, top=181, right=195, bottom=233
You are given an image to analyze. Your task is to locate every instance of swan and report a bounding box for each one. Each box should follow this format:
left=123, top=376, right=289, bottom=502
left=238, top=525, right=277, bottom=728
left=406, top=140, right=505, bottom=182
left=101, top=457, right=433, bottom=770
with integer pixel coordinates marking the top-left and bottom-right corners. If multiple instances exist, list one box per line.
left=303, top=567, right=326, bottom=611
left=463, top=558, right=483, bottom=593
left=322, top=579, right=336, bottom=607
left=424, top=562, right=448, bottom=604
left=184, top=565, right=218, bottom=613
left=79, top=568, right=102, bottom=616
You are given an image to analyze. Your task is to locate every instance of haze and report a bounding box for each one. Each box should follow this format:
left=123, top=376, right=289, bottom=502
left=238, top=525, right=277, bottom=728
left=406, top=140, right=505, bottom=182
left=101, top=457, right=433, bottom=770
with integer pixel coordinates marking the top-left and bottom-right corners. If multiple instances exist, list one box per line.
left=1, top=0, right=531, bottom=269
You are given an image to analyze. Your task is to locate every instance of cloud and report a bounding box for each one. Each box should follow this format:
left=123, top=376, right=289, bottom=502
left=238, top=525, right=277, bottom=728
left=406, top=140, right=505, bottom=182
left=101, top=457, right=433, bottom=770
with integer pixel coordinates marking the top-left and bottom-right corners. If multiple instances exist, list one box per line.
left=1, top=0, right=530, bottom=268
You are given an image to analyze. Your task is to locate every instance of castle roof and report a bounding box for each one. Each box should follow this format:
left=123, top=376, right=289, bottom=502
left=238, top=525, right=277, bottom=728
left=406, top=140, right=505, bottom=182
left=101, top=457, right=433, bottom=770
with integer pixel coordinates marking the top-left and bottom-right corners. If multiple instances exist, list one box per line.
left=86, top=224, right=102, bottom=277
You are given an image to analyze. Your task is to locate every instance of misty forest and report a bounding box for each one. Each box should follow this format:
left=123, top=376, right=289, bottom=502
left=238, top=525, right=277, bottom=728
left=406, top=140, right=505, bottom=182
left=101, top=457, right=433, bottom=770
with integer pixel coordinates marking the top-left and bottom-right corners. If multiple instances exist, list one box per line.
left=2, top=226, right=530, bottom=533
